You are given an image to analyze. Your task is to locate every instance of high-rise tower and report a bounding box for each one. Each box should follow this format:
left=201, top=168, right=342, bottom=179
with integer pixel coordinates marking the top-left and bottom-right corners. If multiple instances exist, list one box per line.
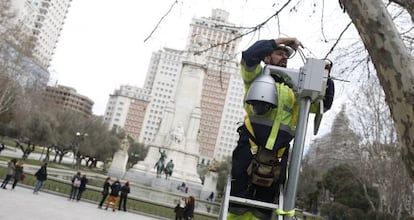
left=127, top=43, right=208, bottom=185
left=11, top=0, right=72, bottom=68
left=139, top=9, right=244, bottom=164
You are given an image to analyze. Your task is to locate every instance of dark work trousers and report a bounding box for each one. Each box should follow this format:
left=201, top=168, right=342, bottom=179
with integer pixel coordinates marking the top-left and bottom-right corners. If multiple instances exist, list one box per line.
left=229, top=124, right=292, bottom=218
left=69, top=186, right=79, bottom=200
left=118, top=193, right=128, bottom=211
left=12, top=178, right=20, bottom=189
left=77, top=189, right=85, bottom=201
left=99, top=192, right=109, bottom=207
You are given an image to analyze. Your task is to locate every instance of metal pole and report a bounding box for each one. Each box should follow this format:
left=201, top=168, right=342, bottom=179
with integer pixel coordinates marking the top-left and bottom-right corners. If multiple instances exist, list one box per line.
left=283, top=98, right=311, bottom=220
left=72, top=145, right=75, bottom=169
left=219, top=175, right=231, bottom=219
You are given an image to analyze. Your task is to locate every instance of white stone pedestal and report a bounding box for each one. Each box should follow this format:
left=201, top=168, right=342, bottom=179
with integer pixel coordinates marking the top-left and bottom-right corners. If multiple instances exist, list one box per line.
left=107, top=151, right=129, bottom=179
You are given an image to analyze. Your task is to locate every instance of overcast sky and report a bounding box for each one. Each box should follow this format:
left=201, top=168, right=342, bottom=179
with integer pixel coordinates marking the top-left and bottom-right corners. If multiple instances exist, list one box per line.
left=49, top=0, right=351, bottom=146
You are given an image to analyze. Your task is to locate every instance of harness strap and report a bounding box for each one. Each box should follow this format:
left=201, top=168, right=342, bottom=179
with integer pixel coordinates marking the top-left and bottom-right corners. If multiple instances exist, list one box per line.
left=244, top=115, right=259, bottom=155
left=244, top=115, right=286, bottom=158
left=265, top=83, right=285, bottom=150
left=275, top=208, right=295, bottom=217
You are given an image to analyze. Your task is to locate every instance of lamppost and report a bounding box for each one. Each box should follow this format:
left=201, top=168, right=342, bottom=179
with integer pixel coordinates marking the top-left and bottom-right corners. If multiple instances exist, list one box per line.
left=72, top=132, right=88, bottom=170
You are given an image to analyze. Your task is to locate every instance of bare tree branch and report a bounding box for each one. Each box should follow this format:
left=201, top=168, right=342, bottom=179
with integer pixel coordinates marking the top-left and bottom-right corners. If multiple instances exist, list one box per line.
left=143, top=0, right=178, bottom=43
left=192, top=0, right=293, bottom=55
left=323, top=21, right=352, bottom=59
left=320, top=0, right=328, bottom=42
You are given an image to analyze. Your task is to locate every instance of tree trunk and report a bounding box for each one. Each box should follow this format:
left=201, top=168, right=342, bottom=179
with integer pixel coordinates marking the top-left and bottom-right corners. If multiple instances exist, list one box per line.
left=340, top=0, right=414, bottom=179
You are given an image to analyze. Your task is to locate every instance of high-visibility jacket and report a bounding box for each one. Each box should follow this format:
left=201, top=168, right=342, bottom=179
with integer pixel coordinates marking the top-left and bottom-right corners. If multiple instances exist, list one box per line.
left=241, top=62, right=300, bottom=152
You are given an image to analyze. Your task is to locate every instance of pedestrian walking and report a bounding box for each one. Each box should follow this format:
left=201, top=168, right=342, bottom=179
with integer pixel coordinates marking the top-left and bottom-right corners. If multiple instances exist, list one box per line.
left=105, top=179, right=121, bottom=212
left=76, top=174, right=88, bottom=201
left=12, top=160, right=24, bottom=190
left=98, top=176, right=111, bottom=209
left=33, top=163, right=48, bottom=194
left=69, top=172, right=81, bottom=201
left=174, top=197, right=186, bottom=220
left=0, top=143, right=5, bottom=154
left=1, top=158, right=16, bottom=189
left=183, top=196, right=195, bottom=220
left=118, top=181, right=130, bottom=211
left=206, top=191, right=214, bottom=201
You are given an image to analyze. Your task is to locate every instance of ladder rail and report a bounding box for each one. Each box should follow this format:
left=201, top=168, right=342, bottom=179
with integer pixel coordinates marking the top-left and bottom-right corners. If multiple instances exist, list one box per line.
left=229, top=196, right=279, bottom=210
left=219, top=175, right=284, bottom=220
left=218, top=175, right=232, bottom=219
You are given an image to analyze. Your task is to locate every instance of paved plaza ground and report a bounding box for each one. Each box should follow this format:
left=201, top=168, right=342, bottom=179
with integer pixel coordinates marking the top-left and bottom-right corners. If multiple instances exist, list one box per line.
left=0, top=185, right=163, bottom=220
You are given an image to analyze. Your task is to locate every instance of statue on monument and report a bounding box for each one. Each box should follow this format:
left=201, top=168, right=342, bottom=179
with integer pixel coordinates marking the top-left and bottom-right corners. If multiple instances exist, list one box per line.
left=170, top=122, right=185, bottom=144
left=164, top=159, right=174, bottom=180
left=154, top=148, right=167, bottom=178
left=120, top=136, right=130, bottom=153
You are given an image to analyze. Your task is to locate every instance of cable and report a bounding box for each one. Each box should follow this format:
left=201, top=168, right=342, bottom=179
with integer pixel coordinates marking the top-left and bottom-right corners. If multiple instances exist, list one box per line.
left=296, top=47, right=307, bottom=64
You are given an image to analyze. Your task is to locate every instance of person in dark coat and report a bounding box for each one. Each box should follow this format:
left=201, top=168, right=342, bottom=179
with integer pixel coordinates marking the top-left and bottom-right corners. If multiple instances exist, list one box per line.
left=12, top=160, right=24, bottom=190
left=98, top=176, right=111, bottom=208
left=174, top=197, right=186, bottom=220
left=33, top=163, right=48, bottom=194
left=69, top=172, right=81, bottom=201
left=76, top=174, right=88, bottom=201
left=118, top=181, right=130, bottom=211
left=0, top=143, right=5, bottom=154
left=1, top=158, right=16, bottom=189
left=206, top=191, right=214, bottom=201
left=105, top=179, right=121, bottom=212
left=183, top=196, right=195, bottom=220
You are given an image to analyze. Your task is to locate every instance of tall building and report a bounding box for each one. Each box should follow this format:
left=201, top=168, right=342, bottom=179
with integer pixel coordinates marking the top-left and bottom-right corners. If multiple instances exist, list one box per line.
left=104, top=85, right=151, bottom=141
left=104, top=9, right=245, bottom=164
left=139, top=48, right=186, bottom=144
left=43, top=84, right=93, bottom=117
left=183, top=9, right=244, bottom=164
left=139, top=9, right=244, bottom=164
left=11, top=0, right=72, bottom=68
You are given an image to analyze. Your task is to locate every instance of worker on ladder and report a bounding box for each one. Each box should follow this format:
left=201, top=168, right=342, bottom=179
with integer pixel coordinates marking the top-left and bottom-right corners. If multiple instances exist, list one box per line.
left=228, top=37, right=335, bottom=220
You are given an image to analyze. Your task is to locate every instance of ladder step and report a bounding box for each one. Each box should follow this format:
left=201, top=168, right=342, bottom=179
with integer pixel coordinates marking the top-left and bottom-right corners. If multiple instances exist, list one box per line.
left=229, top=196, right=279, bottom=210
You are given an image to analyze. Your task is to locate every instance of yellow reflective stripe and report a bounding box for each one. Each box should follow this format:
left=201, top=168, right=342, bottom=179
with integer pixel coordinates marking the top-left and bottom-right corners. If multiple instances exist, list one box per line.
left=244, top=115, right=258, bottom=154
left=265, top=83, right=284, bottom=150
left=249, top=139, right=258, bottom=155
left=275, top=208, right=295, bottom=217
left=241, top=63, right=263, bottom=83
left=227, top=211, right=262, bottom=220
left=290, top=89, right=298, bottom=128
left=277, top=147, right=286, bottom=158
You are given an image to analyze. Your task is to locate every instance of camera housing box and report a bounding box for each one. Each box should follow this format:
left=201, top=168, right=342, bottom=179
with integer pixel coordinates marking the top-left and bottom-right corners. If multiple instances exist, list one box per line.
left=263, top=58, right=326, bottom=102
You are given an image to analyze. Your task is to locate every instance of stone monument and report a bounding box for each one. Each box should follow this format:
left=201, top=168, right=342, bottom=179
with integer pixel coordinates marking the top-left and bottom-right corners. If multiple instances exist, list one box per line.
left=125, top=38, right=208, bottom=190
left=107, top=136, right=129, bottom=178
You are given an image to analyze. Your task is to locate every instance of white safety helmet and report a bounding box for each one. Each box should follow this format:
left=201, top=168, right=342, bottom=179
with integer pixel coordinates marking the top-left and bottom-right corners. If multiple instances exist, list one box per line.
left=275, top=44, right=296, bottom=59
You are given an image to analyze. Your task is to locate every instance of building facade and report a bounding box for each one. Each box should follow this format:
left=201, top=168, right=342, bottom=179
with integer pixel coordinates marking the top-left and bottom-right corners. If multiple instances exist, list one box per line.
left=43, top=84, right=93, bottom=117
left=139, top=48, right=186, bottom=144
left=183, top=9, right=243, bottom=164
left=104, top=85, right=151, bottom=141
left=104, top=9, right=245, bottom=165
left=140, top=9, right=244, bottom=164
left=11, top=0, right=72, bottom=68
